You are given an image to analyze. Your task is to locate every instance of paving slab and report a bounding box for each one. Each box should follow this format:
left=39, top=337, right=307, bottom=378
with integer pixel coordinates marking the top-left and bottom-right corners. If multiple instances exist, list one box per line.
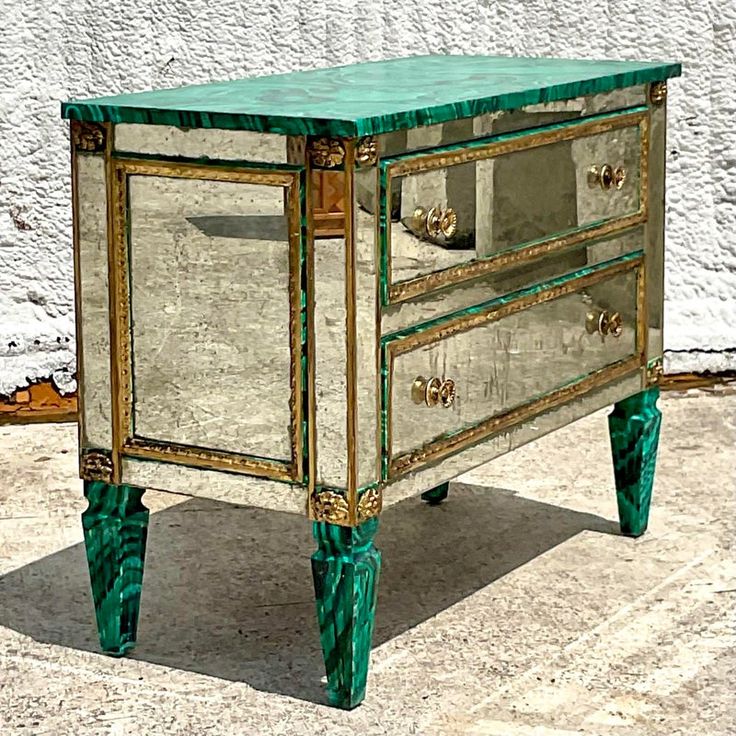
left=0, top=390, right=733, bottom=735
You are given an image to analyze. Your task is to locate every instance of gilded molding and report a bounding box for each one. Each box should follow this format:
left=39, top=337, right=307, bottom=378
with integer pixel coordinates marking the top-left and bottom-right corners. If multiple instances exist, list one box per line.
left=71, top=120, right=106, bottom=153
left=80, top=449, right=114, bottom=483
left=308, top=137, right=346, bottom=168
left=311, top=490, right=351, bottom=524
left=356, top=136, right=378, bottom=167
left=649, top=81, right=667, bottom=106
left=357, top=487, right=382, bottom=522
left=122, top=438, right=294, bottom=481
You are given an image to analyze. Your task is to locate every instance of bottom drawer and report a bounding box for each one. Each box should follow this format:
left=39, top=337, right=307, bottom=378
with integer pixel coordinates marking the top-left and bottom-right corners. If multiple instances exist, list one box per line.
left=382, top=254, right=644, bottom=479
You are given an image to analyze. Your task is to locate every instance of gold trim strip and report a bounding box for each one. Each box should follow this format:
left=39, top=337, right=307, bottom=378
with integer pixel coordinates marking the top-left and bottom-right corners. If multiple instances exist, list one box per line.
left=389, top=356, right=642, bottom=478
left=636, top=258, right=648, bottom=362
left=344, top=140, right=359, bottom=525
left=385, top=257, right=644, bottom=478
left=374, top=155, right=384, bottom=483
left=111, top=158, right=297, bottom=185
left=70, top=125, right=84, bottom=461
left=106, top=124, right=125, bottom=484
left=385, top=110, right=650, bottom=305
left=110, top=157, right=305, bottom=483
left=122, top=438, right=294, bottom=481
left=305, top=149, right=318, bottom=516
left=287, top=174, right=304, bottom=481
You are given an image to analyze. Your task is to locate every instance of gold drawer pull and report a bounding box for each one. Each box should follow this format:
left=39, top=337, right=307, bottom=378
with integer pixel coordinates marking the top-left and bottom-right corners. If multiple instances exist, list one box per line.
left=588, top=164, right=627, bottom=190
left=412, top=376, right=456, bottom=408
left=586, top=310, right=623, bottom=337
left=411, top=206, right=458, bottom=240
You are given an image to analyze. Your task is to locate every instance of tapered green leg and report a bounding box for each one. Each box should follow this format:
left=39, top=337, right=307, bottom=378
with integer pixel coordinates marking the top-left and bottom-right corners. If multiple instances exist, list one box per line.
left=421, top=481, right=450, bottom=505
left=311, top=517, right=381, bottom=709
left=608, top=387, right=662, bottom=537
left=82, top=480, right=149, bottom=656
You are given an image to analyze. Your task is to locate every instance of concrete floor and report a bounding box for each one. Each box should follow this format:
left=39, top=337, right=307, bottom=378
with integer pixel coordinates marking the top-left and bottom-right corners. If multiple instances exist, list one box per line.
left=0, top=389, right=733, bottom=736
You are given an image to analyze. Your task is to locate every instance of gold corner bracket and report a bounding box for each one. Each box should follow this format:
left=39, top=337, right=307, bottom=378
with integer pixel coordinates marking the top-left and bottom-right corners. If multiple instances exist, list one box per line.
left=79, top=449, right=114, bottom=483
left=649, top=81, right=667, bottom=107
left=310, top=489, right=350, bottom=524
left=357, top=487, right=382, bottom=522
left=355, top=136, right=378, bottom=167
left=310, top=486, right=383, bottom=525
left=646, top=358, right=664, bottom=386
left=71, top=120, right=107, bottom=153
left=307, top=137, right=346, bottom=168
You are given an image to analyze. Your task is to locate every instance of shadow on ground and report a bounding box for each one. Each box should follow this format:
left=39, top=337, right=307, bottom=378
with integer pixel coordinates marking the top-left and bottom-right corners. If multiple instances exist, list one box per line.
left=0, top=483, right=619, bottom=704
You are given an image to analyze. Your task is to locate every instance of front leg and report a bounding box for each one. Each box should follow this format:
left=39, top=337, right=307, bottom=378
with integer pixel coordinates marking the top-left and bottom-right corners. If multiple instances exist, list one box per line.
left=82, top=481, right=149, bottom=656
left=608, top=386, right=662, bottom=537
left=311, top=518, right=381, bottom=709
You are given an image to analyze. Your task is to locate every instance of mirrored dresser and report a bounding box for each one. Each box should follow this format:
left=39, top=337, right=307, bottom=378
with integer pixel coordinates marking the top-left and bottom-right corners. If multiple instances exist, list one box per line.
left=62, top=54, right=681, bottom=709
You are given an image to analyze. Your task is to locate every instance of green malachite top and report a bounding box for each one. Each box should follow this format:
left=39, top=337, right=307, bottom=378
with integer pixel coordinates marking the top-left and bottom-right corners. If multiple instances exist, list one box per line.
left=62, top=55, right=680, bottom=137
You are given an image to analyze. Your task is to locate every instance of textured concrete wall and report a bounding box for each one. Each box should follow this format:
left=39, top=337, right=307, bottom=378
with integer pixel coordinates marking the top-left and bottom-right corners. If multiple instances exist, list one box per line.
left=0, top=1, right=734, bottom=395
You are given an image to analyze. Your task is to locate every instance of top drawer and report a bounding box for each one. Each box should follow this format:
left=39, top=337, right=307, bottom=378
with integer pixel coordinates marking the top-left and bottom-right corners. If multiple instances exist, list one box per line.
left=379, top=109, right=648, bottom=305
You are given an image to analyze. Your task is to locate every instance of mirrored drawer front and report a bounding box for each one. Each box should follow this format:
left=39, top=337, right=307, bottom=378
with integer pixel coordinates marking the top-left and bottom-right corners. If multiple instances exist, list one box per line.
left=380, top=108, right=648, bottom=305
left=382, top=254, right=644, bottom=479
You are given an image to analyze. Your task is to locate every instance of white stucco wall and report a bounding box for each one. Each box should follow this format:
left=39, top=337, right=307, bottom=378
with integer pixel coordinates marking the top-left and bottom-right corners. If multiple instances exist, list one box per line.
left=0, top=1, right=734, bottom=396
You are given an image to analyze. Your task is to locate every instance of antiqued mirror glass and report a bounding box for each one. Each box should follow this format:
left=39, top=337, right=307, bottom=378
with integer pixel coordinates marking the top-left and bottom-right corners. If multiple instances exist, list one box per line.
left=388, top=267, right=639, bottom=461
left=127, top=174, right=294, bottom=462
left=76, top=154, right=112, bottom=449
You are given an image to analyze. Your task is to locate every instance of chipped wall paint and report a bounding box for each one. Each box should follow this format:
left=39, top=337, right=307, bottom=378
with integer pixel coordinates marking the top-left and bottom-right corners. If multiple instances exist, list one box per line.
left=0, top=1, right=734, bottom=396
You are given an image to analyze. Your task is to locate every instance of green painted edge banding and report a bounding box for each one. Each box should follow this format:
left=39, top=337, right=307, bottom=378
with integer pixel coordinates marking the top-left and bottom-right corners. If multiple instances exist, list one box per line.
left=381, top=250, right=643, bottom=345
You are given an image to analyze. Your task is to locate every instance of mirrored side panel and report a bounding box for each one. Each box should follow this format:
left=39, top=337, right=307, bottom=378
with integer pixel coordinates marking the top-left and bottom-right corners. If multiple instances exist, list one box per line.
left=313, top=233, right=349, bottom=487
left=354, top=165, right=380, bottom=488
left=75, top=154, right=112, bottom=449
left=114, top=125, right=288, bottom=163
left=119, top=164, right=302, bottom=477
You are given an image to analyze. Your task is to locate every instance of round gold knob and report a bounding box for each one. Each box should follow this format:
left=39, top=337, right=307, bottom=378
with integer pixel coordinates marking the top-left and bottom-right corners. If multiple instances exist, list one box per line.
left=412, top=376, right=456, bottom=408
left=588, top=164, right=627, bottom=191
left=410, top=206, right=458, bottom=240
left=586, top=310, right=623, bottom=337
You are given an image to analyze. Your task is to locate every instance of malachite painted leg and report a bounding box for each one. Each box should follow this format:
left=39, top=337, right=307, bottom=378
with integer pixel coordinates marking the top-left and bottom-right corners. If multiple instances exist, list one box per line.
left=82, top=480, right=149, bottom=656
left=608, top=387, right=662, bottom=537
left=311, top=518, right=381, bottom=709
left=421, top=481, right=450, bottom=505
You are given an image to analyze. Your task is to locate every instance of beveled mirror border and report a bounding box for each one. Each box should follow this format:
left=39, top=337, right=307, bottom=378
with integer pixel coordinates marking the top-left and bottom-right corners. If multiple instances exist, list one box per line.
left=378, top=107, right=650, bottom=306
left=108, top=158, right=307, bottom=483
left=380, top=252, right=646, bottom=480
